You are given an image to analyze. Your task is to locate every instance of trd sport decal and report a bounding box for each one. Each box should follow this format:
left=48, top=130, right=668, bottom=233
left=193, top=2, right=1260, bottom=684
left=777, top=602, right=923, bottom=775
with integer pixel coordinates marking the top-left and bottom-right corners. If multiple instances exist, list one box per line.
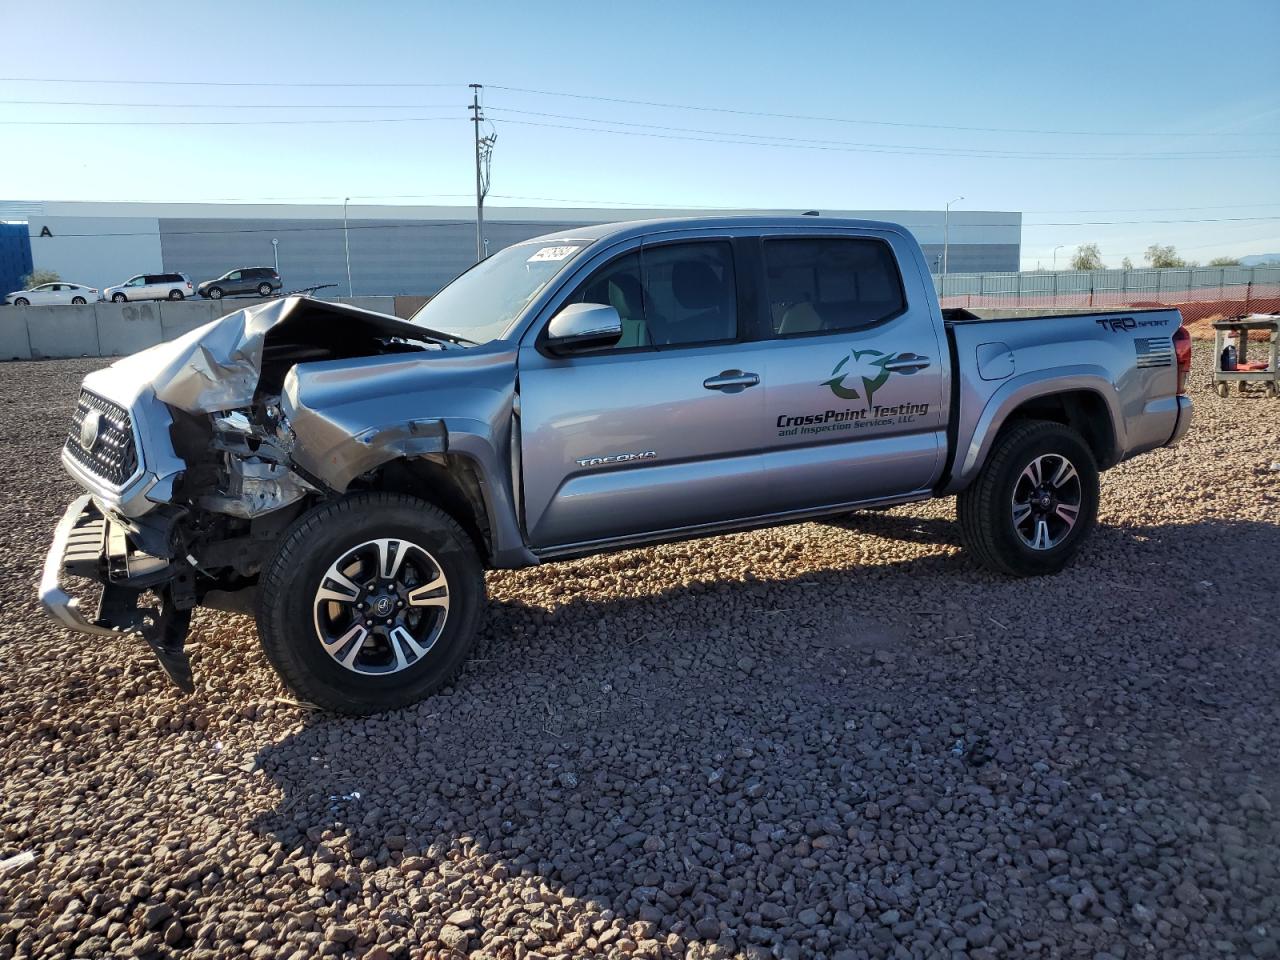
left=822, top=348, right=929, bottom=408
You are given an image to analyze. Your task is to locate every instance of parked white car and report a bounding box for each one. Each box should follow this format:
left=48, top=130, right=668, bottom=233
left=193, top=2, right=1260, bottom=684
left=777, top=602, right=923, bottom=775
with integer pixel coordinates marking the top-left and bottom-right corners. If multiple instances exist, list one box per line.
left=4, top=282, right=100, bottom=306
left=102, top=272, right=194, bottom=303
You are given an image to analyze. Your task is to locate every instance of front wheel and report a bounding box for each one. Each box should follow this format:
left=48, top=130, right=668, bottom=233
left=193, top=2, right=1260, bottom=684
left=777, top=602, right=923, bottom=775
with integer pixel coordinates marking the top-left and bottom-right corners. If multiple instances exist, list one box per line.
left=13, top=297, right=29, bottom=306
left=111, top=293, right=126, bottom=303
left=206, top=286, right=223, bottom=300
left=257, top=492, right=486, bottom=714
left=957, top=419, right=1099, bottom=577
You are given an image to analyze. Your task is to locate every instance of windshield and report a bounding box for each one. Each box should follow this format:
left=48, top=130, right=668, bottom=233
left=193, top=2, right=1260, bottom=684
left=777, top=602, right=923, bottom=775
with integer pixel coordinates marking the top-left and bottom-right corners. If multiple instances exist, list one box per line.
left=408, top=239, right=591, bottom=344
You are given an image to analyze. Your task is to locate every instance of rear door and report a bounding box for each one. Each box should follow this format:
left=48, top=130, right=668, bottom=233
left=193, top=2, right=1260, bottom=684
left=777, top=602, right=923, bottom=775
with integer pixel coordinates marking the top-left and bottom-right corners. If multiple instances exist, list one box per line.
left=518, top=234, right=775, bottom=550
left=756, top=231, right=949, bottom=510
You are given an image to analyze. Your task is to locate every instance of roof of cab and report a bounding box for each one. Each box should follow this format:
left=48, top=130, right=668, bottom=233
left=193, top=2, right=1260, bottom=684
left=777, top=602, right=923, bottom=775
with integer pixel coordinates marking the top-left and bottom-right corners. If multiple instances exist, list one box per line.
left=520, top=215, right=912, bottom=246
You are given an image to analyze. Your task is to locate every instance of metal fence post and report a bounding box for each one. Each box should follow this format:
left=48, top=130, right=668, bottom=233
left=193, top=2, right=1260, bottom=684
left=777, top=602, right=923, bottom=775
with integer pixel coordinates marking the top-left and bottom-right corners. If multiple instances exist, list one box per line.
left=1246, top=281, right=1252, bottom=314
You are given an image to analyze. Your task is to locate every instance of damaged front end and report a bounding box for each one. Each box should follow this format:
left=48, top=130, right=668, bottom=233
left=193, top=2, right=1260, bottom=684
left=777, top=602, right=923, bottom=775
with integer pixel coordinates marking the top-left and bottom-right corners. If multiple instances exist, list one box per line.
left=40, top=296, right=451, bottom=690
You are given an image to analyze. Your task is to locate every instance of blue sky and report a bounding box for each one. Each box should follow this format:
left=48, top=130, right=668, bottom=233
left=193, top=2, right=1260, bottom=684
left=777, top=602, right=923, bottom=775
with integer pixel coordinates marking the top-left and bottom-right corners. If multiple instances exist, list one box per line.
left=3, top=0, right=1278, bottom=268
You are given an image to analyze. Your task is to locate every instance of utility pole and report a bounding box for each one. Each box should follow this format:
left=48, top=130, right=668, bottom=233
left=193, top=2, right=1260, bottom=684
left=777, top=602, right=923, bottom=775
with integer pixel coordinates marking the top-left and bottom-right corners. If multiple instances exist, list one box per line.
left=943, top=196, right=963, bottom=275
left=470, top=83, right=496, bottom=262
left=343, top=197, right=353, bottom=297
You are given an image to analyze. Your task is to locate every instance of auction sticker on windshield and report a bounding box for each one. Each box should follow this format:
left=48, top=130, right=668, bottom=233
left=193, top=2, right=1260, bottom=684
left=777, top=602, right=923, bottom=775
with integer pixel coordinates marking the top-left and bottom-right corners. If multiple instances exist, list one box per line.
left=527, top=246, right=579, bottom=263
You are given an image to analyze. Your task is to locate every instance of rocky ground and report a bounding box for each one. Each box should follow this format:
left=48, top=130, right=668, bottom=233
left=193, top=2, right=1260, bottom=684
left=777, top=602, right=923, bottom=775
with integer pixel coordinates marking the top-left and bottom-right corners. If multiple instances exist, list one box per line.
left=0, top=344, right=1277, bottom=960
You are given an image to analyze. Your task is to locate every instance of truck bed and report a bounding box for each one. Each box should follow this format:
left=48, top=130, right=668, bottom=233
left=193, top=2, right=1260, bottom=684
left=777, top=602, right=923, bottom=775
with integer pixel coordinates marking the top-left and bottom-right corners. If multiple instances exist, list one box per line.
left=941, top=306, right=1175, bottom=325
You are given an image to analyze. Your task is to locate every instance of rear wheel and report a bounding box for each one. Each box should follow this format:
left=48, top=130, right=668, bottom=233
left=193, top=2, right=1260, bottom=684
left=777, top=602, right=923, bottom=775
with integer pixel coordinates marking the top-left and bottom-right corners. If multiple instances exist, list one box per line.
left=957, top=419, right=1099, bottom=577
left=257, top=282, right=272, bottom=297
left=169, top=290, right=184, bottom=300
left=111, top=293, right=126, bottom=303
left=71, top=296, right=86, bottom=305
left=257, top=492, right=486, bottom=714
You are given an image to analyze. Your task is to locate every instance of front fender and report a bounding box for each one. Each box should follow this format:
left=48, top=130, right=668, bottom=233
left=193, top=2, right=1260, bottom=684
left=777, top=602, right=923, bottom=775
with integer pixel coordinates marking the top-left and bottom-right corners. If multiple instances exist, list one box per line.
left=279, top=351, right=533, bottom=568
left=944, top=366, right=1125, bottom=494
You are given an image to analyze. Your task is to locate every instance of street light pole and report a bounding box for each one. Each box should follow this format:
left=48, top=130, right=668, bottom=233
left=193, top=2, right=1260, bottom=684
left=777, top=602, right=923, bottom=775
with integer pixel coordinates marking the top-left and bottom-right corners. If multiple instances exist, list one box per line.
left=943, top=196, right=964, bottom=275
left=343, top=197, right=353, bottom=297
left=1053, top=245, right=1065, bottom=271
left=271, top=238, right=279, bottom=275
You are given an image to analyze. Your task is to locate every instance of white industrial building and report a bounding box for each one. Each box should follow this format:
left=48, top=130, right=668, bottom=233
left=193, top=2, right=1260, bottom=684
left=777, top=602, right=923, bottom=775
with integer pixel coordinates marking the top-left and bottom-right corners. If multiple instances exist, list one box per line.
left=3, top=200, right=1021, bottom=297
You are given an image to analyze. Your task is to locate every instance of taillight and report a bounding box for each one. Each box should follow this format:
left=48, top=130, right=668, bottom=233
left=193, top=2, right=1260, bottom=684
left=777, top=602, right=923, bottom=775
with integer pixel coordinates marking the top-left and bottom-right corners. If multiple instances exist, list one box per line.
left=1173, top=324, right=1191, bottom=395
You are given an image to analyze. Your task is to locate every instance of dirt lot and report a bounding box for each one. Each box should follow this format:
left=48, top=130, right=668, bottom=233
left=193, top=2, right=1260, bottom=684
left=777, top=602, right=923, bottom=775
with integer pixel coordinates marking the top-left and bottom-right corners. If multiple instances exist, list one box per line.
left=1, top=345, right=1277, bottom=960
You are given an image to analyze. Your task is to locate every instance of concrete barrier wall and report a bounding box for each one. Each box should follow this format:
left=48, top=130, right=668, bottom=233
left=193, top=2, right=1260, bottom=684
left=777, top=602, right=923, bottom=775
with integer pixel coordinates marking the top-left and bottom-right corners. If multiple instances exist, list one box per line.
left=0, top=296, right=396, bottom=360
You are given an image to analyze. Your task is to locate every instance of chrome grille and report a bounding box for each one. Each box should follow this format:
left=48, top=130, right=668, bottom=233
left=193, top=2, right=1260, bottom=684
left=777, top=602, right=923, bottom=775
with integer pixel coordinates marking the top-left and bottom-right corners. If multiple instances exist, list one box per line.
left=65, top=391, right=140, bottom=487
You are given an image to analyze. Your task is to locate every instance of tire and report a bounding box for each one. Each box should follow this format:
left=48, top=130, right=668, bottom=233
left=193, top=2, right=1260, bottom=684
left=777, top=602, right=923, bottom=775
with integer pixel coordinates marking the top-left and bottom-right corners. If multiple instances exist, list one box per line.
left=956, top=419, right=1099, bottom=577
left=257, top=282, right=272, bottom=297
left=71, top=296, right=86, bottom=305
left=168, top=290, right=184, bottom=301
left=111, top=293, right=126, bottom=303
left=257, top=492, right=486, bottom=714
left=13, top=297, right=28, bottom=306
left=207, top=286, right=223, bottom=300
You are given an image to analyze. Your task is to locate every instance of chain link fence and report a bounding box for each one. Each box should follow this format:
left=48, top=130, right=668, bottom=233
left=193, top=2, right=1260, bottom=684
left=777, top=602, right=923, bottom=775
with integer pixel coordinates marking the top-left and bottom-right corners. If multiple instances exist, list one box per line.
left=935, top=265, right=1280, bottom=319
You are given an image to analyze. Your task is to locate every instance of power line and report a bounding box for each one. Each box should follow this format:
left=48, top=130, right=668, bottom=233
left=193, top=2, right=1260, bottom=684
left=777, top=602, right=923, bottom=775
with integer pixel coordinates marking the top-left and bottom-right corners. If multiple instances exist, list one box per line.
left=0, top=99, right=463, bottom=109
left=487, top=83, right=1279, bottom=139
left=0, top=77, right=463, bottom=88
left=494, top=116, right=1280, bottom=162
left=0, top=116, right=463, bottom=127
left=486, top=107, right=1276, bottom=160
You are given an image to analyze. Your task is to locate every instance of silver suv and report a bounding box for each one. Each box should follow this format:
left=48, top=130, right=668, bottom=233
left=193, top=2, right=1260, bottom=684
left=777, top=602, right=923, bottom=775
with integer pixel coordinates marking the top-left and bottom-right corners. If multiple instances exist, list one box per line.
left=197, top=266, right=282, bottom=300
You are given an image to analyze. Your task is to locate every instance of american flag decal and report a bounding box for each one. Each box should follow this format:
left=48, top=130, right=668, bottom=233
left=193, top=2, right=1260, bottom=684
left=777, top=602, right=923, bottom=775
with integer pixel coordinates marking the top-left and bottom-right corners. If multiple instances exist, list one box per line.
left=1134, top=337, right=1174, bottom=368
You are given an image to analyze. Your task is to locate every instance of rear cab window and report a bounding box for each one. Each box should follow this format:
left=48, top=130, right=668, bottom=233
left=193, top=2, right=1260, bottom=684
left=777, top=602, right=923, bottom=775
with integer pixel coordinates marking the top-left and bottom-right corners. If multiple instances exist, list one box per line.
left=763, top=237, right=907, bottom=337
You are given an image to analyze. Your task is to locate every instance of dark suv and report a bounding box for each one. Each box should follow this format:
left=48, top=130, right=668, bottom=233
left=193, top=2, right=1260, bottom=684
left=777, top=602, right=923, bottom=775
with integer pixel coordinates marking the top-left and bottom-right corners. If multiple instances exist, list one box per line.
left=197, top=267, right=282, bottom=300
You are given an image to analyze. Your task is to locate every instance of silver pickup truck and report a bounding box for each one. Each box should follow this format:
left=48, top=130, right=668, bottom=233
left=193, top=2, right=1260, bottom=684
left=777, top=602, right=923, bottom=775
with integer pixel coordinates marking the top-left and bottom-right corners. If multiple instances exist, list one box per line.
left=41, top=217, right=1193, bottom=713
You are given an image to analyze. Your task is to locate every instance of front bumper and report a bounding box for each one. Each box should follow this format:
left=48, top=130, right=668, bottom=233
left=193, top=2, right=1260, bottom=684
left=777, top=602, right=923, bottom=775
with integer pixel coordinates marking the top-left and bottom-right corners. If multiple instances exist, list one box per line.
left=40, top=495, right=195, bottom=690
left=39, top=495, right=143, bottom=637
left=1165, top=395, right=1193, bottom=447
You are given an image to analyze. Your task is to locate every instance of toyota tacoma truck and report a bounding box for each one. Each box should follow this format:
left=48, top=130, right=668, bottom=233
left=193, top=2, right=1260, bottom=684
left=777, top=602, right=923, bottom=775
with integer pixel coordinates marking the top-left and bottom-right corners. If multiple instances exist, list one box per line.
left=40, top=217, right=1193, bottom=713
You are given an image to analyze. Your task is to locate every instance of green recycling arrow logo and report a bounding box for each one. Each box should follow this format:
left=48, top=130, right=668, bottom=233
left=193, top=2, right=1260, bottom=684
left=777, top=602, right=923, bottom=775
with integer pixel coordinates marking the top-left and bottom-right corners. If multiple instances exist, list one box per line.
left=823, top=349, right=928, bottom=408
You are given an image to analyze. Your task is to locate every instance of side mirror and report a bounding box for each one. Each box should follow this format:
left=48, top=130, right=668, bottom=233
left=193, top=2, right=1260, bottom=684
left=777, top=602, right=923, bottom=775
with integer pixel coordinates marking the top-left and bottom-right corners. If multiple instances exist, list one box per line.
left=545, top=303, right=623, bottom=355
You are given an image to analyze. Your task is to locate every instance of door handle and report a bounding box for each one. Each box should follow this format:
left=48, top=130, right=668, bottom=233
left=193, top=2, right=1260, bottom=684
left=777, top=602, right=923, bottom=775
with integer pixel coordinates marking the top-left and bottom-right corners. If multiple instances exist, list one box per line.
left=880, top=354, right=931, bottom=374
left=703, top=370, right=760, bottom=393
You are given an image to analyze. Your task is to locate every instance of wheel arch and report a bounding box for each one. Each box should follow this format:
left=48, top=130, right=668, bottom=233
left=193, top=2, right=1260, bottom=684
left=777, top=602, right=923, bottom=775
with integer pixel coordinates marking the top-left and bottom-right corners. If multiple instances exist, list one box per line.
left=945, top=369, right=1125, bottom=494
left=355, top=453, right=496, bottom=566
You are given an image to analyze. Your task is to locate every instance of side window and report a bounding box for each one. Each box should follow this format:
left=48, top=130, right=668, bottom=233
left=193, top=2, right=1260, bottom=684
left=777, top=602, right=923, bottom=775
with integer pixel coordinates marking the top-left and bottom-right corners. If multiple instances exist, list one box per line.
left=569, top=241, right=737, bottom=352
left=228, top=271, right=242, bottom=281
left=643, top=242, right=736, bottom=346
left=127, top=276, right=144, bottom=287
left=573, top=253, right=648, bottom=348
left=764, top=238, right=906, bottom=336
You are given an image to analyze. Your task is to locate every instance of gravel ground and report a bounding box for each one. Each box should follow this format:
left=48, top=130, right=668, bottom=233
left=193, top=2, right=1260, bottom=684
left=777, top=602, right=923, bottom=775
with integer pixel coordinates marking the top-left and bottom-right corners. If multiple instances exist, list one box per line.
left=1, top=345, right=1277, bottom=960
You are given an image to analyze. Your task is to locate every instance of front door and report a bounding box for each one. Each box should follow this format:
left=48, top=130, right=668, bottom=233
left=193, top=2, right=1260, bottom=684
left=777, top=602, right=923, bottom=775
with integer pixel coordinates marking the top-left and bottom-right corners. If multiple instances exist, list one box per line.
left=757, top=234, right=948, bottom=510
left=518, top=238, right=775, bottom=550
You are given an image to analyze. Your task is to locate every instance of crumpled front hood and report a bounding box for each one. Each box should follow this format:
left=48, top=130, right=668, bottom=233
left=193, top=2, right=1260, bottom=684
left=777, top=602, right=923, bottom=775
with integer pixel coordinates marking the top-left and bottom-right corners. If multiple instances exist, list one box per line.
left=92, top=296, right=438, bottom=415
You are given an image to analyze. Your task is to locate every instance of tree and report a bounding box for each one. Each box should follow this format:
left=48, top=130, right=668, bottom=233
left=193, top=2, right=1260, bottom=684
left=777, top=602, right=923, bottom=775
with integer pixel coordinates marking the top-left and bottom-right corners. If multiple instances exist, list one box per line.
left=1121, top=257, right=1134, bottom=270
left=1207, top=256, right=1240, bottom=267
left=1070, top=243, right=1104, bottom=271
left=1144, top=244, right=1186, bottom=268
left=19, top=268, right=59, bottom=288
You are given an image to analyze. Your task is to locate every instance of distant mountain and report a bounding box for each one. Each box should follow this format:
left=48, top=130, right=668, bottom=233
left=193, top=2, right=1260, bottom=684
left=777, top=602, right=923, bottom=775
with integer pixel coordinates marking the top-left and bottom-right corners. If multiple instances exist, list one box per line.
left=1240, top=253, right=1280, bottom=266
